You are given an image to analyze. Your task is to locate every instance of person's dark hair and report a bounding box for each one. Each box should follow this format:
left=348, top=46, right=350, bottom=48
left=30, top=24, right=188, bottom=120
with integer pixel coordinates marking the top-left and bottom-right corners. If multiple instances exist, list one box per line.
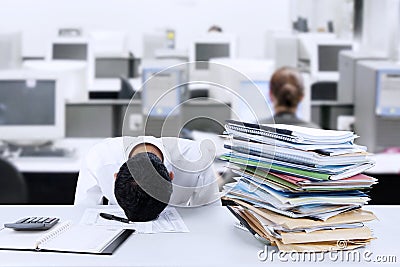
left=115, top=152, right=172, bottom=222
left=270, top=66, right=304, bottom=109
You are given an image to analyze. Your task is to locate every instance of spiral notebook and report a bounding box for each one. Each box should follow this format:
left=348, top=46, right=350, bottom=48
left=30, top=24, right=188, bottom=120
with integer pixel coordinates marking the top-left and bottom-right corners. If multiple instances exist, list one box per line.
left=225, top=120, right=301, bottom=143
left=225, top=120, right=356, bottom=144
left=0, top=221, right=134, bottom=255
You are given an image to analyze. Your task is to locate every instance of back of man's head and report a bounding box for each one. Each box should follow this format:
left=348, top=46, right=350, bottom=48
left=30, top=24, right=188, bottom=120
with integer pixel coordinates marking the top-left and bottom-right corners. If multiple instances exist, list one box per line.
left=115, top=152, right=172, bottom=222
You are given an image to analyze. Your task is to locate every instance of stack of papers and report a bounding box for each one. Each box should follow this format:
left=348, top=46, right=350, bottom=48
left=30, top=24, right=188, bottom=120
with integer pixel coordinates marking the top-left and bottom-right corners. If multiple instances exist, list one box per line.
left=221, top=120, right=378, bottom=252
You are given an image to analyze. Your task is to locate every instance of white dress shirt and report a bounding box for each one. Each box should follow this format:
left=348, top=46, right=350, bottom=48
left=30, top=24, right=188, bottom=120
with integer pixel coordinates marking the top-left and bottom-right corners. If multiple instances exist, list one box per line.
left=74, top=136, right=221, bottom=207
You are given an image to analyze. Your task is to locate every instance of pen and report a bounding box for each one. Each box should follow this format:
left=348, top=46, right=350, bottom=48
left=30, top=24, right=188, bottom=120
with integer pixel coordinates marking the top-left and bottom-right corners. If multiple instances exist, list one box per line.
left=99, top=213, right=133, bottom=224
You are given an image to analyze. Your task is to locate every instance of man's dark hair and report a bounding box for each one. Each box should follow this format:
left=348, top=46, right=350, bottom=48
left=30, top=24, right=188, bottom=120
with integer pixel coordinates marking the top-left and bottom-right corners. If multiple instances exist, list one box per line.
left=115, top=152, right=172, bottom=222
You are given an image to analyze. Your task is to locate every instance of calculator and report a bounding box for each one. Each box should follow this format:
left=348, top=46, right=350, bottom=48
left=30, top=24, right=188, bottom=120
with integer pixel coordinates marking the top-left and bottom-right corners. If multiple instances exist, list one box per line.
left=4, top=217, right=60, bottom=231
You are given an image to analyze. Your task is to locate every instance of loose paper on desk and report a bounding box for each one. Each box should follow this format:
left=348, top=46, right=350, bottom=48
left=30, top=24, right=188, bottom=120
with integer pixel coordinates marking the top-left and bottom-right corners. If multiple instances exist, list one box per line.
left=79, top=206, right=189, bottom=234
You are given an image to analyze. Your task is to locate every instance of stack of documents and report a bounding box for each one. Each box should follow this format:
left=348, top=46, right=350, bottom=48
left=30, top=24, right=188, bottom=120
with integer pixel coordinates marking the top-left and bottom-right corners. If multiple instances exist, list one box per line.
left=221, top=120, right=378, bottom=252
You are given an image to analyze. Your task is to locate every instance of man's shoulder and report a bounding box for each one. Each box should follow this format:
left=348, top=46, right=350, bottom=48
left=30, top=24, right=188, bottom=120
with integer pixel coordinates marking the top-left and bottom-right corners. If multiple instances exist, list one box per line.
left=161, top=137, right=215, bottom=172
left=161, top=137, right=197, bottom=151
left=161, top=137, right=193, bottom=142
left=90, top=137, right=123, bottom=153
left=85, top=137, right=125, bottom=165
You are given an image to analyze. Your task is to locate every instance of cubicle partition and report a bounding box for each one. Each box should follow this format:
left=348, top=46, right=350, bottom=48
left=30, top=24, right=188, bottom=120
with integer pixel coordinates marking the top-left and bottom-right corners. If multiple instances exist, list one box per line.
left=66, top=99, right=231, bottom=138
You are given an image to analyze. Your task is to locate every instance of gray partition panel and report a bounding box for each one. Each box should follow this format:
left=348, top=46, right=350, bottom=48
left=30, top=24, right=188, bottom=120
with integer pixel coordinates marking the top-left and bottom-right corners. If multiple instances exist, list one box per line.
left=66, top=105, right=113, bottom=137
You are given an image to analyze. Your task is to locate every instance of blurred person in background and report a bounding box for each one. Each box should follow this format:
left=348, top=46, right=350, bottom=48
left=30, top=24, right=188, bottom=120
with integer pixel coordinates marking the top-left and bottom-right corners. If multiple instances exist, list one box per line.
left=260, top=66, right=319, bottom=128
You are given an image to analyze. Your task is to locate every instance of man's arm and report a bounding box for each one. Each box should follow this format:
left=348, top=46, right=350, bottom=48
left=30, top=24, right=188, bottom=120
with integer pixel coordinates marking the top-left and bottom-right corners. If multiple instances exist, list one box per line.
left=190, top=165, right=222, bottom=206
left=74, top=151, right=103, bottom=205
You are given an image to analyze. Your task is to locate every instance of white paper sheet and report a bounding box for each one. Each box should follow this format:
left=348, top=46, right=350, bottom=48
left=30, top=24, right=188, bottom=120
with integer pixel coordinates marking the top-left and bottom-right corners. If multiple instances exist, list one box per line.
left=79, top=206, right=189, bottom=234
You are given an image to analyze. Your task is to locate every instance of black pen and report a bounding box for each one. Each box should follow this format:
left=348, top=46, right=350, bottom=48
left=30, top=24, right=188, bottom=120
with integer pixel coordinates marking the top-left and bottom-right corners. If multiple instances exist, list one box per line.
left=99, top=213, right=133, bottom=224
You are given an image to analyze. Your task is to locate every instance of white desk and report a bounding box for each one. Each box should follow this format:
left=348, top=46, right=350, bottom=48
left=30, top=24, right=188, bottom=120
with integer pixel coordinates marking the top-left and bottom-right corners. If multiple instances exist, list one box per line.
left=367, top=154, right=400, bottom=174
left=2, top=139, right=102, bottom=204
left=0, top=205, right=398, bottom=266
left=9, top=138, right=102, bottom=173
left=89, top=78, right=141, bottom=92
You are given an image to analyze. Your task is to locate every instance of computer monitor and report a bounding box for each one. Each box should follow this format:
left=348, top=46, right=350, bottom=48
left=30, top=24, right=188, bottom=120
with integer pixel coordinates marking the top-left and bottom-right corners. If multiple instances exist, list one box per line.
left=297, top=33, right=352, bottom=80
left=0, top=71, right=65, bottom=143
left=52, top=43, right=87, bottom=60
left=265, top=30, right=297, bottom=68
left=141, top=60, right=187, bottom=117
left=236, top=80, right=306, bottom=123
left=142, top=33, right=169, bottom=59
left=0, top=32, right=22, bottom=70
left=209, top=59, right=311, bottom=123
left=337, top=50, right=386, bottom=104
left=354, top=61, right=400, bottom=152
left=317, top=44, right=352, bottom=72
left=95, top=57, right=130, bottom=78
left=194, top=43, right=231, bottom=70
left=313, top=42, right=353, bottom=81
left=189, top=35, right=236, bottom=81
left=207, top=58, right=275, bottom=111
left=91, top=56, right=138, bottom=94
left=23, top=60, right=88, bottom=102
left=48, top=38, right=93, bottom=86
left=376, top=69, right=400, bottom=117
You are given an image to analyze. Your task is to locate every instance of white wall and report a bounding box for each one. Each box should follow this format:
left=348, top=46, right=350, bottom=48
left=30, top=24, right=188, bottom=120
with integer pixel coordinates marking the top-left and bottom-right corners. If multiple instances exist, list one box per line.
left=290, top=0, right=354, bottom=39
left=362, top=0, right=400, bottom=59
left=0, top=0, right=291, bottom=58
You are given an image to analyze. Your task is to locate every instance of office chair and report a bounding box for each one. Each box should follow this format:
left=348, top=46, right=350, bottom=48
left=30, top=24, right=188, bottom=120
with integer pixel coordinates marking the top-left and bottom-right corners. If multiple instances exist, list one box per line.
left=0, top=158, right=28, bottom=204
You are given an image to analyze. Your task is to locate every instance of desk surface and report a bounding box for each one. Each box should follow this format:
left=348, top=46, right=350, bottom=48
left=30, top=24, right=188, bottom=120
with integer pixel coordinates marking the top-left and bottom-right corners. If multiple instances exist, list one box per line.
left=10, top=138, right=102, bottom=173
left=367, top=153, right=400, bottom=174
left=0, top=205, right=398, bottom=266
